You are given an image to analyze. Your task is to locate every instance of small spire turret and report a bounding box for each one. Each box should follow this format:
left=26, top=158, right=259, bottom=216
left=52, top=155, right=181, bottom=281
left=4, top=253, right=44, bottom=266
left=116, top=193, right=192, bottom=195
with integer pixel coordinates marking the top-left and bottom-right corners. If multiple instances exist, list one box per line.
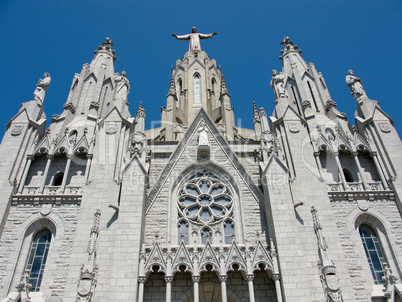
left=220, top=74, right=230, bottom=96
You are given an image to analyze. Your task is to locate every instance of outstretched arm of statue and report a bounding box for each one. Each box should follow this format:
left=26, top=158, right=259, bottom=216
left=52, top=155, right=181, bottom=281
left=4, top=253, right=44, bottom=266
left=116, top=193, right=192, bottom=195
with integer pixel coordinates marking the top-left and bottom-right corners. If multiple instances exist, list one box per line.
left=199, top=32, right=218, bottom=39
left=172, top=33, right=191, bottom=40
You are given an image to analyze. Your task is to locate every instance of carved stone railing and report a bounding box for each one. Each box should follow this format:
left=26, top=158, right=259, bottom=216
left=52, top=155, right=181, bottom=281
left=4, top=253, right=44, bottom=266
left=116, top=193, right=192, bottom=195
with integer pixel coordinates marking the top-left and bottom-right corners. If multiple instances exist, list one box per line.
left=21, top=185, right=82, bottom=195
left=327, top=181, right=384, bottom=192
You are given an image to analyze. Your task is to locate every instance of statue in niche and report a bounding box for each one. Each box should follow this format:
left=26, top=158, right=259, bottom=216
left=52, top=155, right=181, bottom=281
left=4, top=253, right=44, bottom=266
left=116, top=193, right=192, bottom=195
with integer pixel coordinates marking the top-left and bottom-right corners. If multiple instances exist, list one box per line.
left=197, top=122, right=209, bottom=146
left=346, top=70, right=367, bottom=99
left=113, top=71, right=130, bottom=103
left=172, top=27, right=217, bottom=53
left=33, top=72, right=51, bottom=103
left=270, top=70, right=287, bottom=98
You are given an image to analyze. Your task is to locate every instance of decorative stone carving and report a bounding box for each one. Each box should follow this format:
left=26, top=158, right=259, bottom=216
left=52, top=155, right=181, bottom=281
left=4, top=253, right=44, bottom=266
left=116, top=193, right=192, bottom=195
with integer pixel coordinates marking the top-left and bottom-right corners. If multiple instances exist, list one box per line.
left=15, top=269, right=32, bottom=301
left=63, top=102, right=76, bottom=113
left=40, top=204, right=52, bottom=216
left=197, top=121, right=210, bottom=157
left=379, top=123, right=391, bottom=133
left=311, top=207, right=343, bottom=301
left=76, top=209, right=101, bottom=302
left=382, top=262, right=398, bottom=299
left=33, top=73, right=51, bottom=103
left=11, top=125, right=23, bottom=136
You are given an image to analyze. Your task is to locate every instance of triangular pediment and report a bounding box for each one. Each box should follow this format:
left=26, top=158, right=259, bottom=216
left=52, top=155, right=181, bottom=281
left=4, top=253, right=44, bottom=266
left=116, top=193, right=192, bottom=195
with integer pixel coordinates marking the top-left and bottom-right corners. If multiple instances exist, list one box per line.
left=188, top=58, right=205, bottom=70
left=98, top=106, right=131, bottom=126
left=146, top=108, right=263, bottom=212
left=225, top=241, right=247, bottom=272
left=53, top=134, right=70, bottom=154
left=33, top=133, right=51, bottom=155
left=171, top=241, right=194, bottom=274
left=262, top=154, right=289, bottom=175
left=144, top=240, right=167, bottom=275
left=73, top=134, right=90, bottom=154
left=252, top=240, right=273, bottom=272
left=198, top=241, right=220, bottom=273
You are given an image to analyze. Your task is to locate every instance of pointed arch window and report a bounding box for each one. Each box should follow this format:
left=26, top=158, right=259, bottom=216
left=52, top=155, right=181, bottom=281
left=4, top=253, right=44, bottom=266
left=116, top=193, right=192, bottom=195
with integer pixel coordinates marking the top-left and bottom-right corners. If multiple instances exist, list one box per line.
left=194, top=74, right=201, bottom=104
left=359, top=224, right=386, bottom=284
left=26, top=229, right=52, bottom=291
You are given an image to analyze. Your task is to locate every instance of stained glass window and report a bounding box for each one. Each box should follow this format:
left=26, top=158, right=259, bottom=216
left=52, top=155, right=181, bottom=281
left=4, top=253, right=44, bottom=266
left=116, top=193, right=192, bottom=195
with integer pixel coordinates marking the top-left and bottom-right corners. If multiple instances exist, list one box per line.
left=26, top=229, right=52, bottom=291
left=194, top=75, right=201, bottom=103
left=359, top=224, right=386, bottom=284
left=178, top=170, right=234, bottom=244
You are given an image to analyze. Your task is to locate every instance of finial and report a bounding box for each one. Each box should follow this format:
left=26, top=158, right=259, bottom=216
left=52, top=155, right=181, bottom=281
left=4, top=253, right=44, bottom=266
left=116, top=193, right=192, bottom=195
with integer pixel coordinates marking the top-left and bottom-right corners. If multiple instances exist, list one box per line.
left=253, top=101, right=260, bottom=123
left=136, top=101, right=146, bottom=119
left=167, top=74, right=177, bottom=95
left=220, top=73, right=229, bottom=95
left=279, top=36, right=302, bottom=60
left=94, top=37, right=117, bottom=61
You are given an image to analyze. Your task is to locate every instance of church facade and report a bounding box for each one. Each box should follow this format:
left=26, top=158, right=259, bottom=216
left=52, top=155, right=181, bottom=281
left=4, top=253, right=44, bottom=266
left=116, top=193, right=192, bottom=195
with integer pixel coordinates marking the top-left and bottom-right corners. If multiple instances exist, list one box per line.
left=0, top=32, right=401, bottom=302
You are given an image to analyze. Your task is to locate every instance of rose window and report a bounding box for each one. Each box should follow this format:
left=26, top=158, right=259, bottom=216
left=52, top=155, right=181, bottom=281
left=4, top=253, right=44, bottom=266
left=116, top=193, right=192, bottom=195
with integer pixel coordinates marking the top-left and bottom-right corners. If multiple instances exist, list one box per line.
left=178, top=171, right=234, bottom=244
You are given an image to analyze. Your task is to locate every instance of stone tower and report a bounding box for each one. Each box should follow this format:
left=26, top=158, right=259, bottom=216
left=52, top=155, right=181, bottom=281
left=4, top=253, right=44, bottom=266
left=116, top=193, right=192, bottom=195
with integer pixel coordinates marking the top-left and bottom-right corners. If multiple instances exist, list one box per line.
left=0, top=33, right=401, bottom=302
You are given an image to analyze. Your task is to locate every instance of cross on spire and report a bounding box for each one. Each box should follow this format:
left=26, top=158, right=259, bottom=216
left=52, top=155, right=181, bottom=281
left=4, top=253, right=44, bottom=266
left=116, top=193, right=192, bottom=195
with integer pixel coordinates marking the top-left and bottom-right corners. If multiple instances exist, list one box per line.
left=94, top=37, right=116, bottom=60
left=279, top=36, right=302, bottom=60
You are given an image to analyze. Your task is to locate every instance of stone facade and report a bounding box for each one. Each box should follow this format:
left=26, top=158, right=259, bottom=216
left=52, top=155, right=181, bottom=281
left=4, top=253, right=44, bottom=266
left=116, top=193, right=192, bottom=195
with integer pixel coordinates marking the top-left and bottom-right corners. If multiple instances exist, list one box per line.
left=0, top=35, right=401, bottom=302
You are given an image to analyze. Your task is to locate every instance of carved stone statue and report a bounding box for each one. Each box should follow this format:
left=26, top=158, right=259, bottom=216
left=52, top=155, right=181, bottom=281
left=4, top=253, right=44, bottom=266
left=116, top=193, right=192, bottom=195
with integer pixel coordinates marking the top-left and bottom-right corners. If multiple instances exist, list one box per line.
left=33, top=72, right=51, bottom=103
left=172, top=27, right=217, bottom=52
left=270, top=70, right=287, bottom=98
left=113, top=71, right=130, bottom=103
left=198, top=122, right=209, bottom=146
left=346, top=70, right=367, bottom=99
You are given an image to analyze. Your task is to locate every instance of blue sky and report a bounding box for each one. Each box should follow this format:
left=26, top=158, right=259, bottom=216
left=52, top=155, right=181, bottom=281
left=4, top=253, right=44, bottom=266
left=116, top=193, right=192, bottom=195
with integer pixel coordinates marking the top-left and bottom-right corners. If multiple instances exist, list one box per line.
left=0, top=1, right=401, bottom=134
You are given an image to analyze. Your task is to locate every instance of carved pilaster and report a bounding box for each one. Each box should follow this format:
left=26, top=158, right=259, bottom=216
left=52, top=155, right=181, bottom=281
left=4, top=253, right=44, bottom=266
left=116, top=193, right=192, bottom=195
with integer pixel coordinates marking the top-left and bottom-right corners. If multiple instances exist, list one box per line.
left=76, top=210, right=101, bottom=302
left=311, top=207, right=343, bottom=302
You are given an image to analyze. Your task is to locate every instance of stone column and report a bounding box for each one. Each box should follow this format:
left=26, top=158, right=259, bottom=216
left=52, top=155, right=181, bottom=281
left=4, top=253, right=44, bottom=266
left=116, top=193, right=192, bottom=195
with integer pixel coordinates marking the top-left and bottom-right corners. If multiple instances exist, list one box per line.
left=334, top=152, right=348, bottom=190
left=219, top=275, right=228, bottom=302
left=165, top=276, right=173, bottom=302
left=60, top=154, right=72, bottom=193
left=352, top=151, right=368, bottom=190
left=18, top=155, right=34, bottom=193
left=84, top=154, right=93, bottom=184
left=137, top=277, right=145, bottom=302
left=313, top=151, right=324, bottom=180
left=246, top=274, right=255, bottom=302
left=371, top=151, right=389, bottom=190
left=192, top=276, right=200, bottom=302
left=273, top=274, right=283, bottom=302
left=39, top=154, right=53, bottom=193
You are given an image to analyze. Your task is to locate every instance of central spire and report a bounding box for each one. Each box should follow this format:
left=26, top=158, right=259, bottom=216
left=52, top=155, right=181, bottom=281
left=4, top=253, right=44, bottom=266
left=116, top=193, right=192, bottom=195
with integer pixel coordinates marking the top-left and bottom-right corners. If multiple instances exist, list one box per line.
left=172, top=27, right=217, bottom=53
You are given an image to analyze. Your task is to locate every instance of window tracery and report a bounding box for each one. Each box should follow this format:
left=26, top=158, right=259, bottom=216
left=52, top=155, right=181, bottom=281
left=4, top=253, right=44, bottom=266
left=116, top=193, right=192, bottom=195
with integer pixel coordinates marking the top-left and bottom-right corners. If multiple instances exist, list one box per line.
left=359, top=224, right=386, bottom=284
left=193, top=74, right=201, bottom=103
left=177, top=171, right=234, bottom=244
left=26, top=229, right=52, bottom=291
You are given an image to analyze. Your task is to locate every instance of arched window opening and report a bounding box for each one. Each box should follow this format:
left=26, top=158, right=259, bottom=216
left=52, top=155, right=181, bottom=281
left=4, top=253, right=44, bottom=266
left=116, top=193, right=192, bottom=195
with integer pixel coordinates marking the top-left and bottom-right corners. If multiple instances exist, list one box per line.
left=53, top=172, right=64, bottom=186
left=211, top=78, right=216, bottom=93
left=359, top=224, right=386, bottom=284
left=343, top=168, right=354, bottom=182
left=325, top=128, right=335, bottom=141
left=178, top=220, right=189, bottom=244
left=193, top=74, right=201, bottom=104
left=178, top=78, right=183, bottom=94
left=26, top=229, right=52, bottom=291
left=201, top=227, right=212, bottom=244
left=224, top=220, right=235, bottom=244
